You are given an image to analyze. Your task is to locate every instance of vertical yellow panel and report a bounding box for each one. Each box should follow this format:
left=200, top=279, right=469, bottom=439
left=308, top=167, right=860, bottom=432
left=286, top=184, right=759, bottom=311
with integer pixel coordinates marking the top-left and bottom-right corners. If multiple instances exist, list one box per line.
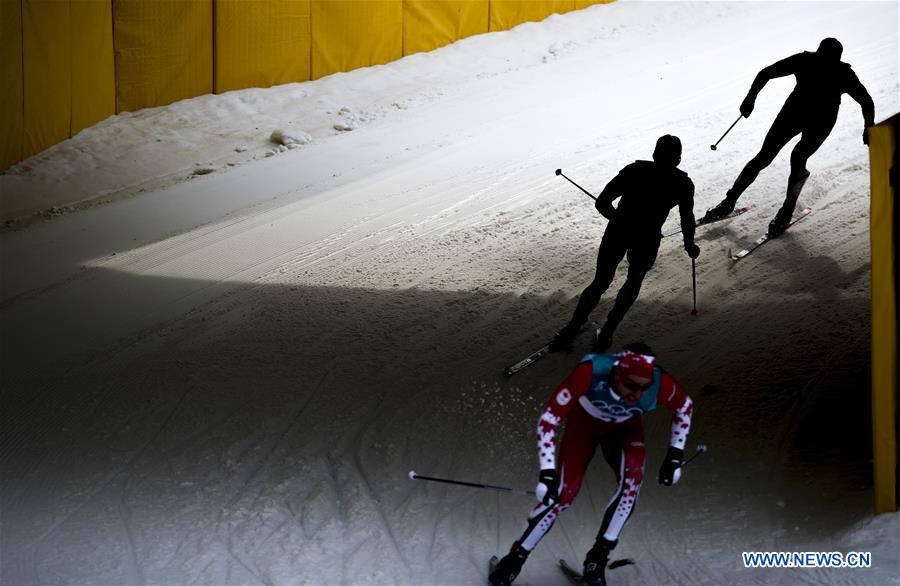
left=1, top=0, right=24, bottom=170
left=869, top=119, right=898, bottom=514
left=575, top=0, right=614, bottom=9
left=71, top=0, right=115, bottom=134
left=311, top=0, right=402, bottom=80
left=215, top=0, right=311, bottom=94
left=403, top=0, right=488, bottom=56
left=23, top=0, right=71, bottom=158
left=114, top=0, right=213, bottom=113
left=489, top=0, right=573, bottom=32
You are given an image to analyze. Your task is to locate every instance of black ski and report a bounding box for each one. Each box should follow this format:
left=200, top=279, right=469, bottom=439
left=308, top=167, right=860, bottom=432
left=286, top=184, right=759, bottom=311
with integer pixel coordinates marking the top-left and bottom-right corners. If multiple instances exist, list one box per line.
left=488, top=556, right=499, bottom=584
left=729, top=207, right=812, bottom=261
left=503, top=344, right=550, bottom=377
left=503, top=323, right=601, bottom=377
left=560, top=557, right=635, bottom=584
left=559, top=559, right=585, bottom=583
left=663, top=204, right=756, bottom=238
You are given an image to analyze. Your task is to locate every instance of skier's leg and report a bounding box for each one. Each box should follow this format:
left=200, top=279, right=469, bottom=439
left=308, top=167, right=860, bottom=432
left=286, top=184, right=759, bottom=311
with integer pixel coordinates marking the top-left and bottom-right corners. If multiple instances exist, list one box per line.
left=583, top=419, right=646, bottom=585
left=596, top=240, right=660, bottom=348
left=595, top=419, right=646, bottom=543
left=518, top=408, right=599, bottom=550
left=778, top=120, right=834, bottom=219
left=768, top=118, right=834, bottom=237
left=552, top=228, right=627, bottom=350
left=491, top=410, right=601, bottom=584
left=704, top=109, right=798, bottom=221
left=572, top=229, right=627, bottom=326
left=730, top=110, right=799, bottom=198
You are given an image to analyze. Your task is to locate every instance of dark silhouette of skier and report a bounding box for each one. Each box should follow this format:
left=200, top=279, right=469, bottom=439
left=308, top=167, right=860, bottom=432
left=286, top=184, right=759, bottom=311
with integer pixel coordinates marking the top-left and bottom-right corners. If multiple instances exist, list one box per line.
left=549, top=135, right=699, bottom=353
left=702, top=38, right=875, bottom=237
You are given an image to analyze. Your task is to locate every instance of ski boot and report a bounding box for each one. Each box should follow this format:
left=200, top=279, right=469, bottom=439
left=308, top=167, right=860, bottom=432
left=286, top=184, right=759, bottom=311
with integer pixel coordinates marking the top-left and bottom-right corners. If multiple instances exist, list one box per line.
left=548, top=322, right=581, bottom=353
left=582, top=537, right=617, bottom=586
left=699, top=192, right=737, bottom=224
left=489, top=543, right=529, bottom=586
left=766, top=212, right=791, bottom=238
left=768, top=169, right=810, bottom=238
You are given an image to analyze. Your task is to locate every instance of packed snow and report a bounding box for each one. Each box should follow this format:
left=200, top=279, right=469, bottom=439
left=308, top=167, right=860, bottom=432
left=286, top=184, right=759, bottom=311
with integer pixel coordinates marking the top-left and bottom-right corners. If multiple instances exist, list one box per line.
left=1, top=1, right=898, bottom=585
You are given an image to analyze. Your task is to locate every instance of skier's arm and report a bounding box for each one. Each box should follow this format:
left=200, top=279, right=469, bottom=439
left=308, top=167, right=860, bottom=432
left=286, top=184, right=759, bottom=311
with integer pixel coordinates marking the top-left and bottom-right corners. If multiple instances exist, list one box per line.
left=678, top=179, right=699, bottom=258
left=536, top=361, right=592, bottom=470
left=594, top=171, right=627, bottom=220
left=656, top=373, right=693, bottom=451
left=845, top=71, right=875, bottom=144
left=741, top=54, right=803, bottom=117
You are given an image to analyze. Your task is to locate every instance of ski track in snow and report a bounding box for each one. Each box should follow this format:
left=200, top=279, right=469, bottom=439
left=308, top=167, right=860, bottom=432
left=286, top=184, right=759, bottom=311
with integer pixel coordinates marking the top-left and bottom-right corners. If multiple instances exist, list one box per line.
left=2, top=1, right=899, bottom=585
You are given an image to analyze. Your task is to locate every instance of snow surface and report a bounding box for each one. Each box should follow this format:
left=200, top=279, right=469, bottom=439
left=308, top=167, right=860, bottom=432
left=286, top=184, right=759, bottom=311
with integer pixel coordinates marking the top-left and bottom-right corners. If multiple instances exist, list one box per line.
left=1, top=1, right=899, bottom=585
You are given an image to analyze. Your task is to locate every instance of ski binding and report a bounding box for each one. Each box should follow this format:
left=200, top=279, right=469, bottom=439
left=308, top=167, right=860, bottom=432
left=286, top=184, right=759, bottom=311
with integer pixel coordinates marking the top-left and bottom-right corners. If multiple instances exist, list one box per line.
left=663, top=203, right=756, bottom=238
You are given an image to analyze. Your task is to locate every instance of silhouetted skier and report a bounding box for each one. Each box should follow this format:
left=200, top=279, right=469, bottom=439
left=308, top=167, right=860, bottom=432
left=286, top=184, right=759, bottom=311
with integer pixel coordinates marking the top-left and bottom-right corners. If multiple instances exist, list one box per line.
left=702, top=38, right=875, bottom=237
left=549, top=135, right=699, bottom=353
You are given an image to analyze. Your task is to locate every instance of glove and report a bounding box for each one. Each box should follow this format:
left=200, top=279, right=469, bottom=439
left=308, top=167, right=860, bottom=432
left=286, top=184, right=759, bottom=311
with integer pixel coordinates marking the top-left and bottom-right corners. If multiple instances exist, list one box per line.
left=658, top=446, right=684, bottom=486
left=595, top=200, right=615, bottom=221
left=739, top=94, right=755, bottom=118
left=862, top=128, right=869, bottom=146
left=684, top=242, right=700, bottom=259
left=535, top=469, right=559, bottom=506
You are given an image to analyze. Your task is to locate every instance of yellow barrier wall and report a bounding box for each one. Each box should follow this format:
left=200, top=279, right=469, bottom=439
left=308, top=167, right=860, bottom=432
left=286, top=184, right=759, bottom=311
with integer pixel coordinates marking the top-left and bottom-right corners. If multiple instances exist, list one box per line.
left=311, top=0, right=402, bottom=80
left=489, top=0, right=573, bottom=32
left=869, top=116, right=898, bottom=514
left=403, top=0, right=489, bottom=56
left=1, top=0, right=24, bottom=170
left=575, top=0, right=614, bottom=8
left=214, top=0, right=311, bottom=93
left=71, top=0, right=115, bottom=136
left=23, top=0, right=71, bottom=158
left=113, top=0, right=213, bottom=113
left=5, top=0, right=615, bottom=170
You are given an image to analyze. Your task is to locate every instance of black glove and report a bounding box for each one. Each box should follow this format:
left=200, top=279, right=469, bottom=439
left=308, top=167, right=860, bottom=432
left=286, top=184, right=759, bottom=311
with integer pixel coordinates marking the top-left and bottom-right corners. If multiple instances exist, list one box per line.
left=595, top=200, right=615, bottom=221
left=536, top=469, right=559, bottom=506
left=739, top=94, right=755, bottom=118
left=862, top=128, right=869, bottom=146
left=685, top=242, right=700, bottom=259
left=658, top=446, right=684, bottom=486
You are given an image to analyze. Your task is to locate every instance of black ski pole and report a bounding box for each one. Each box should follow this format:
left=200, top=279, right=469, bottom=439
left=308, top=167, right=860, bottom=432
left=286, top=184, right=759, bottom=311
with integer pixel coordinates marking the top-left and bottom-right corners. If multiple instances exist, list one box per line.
left=690, top=257, right=698, bottom=316
left=710, top=115, right=742, bottom=151
left=409, top=470, right=535, bottom=497
left=555, top=168, right=597, bottom=201
left=682, top=443, right=707, bottom=468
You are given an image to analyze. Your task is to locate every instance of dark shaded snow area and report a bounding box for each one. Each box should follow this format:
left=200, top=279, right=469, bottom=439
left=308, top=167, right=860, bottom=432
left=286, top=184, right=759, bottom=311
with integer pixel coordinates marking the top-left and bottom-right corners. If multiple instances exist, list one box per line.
left=1, top=2, right=898, bottom=585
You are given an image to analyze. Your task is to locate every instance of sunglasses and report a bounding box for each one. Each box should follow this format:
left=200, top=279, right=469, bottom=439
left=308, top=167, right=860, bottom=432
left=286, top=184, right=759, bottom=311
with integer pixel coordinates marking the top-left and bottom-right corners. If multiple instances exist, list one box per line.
left=622, top=377, right=651, bottom=393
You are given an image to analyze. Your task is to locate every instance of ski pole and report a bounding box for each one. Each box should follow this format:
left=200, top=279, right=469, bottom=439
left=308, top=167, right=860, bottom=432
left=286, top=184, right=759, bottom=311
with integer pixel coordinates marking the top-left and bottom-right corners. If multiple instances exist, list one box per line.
left=409, top=470, right=536, bottom=497
left=555, top=169, right=597, bottom=201
left=690, top=257, right=698, bottom=316
left=710, top=115, right=742, bottom=151
left=682, top=443, right=707, bottom=468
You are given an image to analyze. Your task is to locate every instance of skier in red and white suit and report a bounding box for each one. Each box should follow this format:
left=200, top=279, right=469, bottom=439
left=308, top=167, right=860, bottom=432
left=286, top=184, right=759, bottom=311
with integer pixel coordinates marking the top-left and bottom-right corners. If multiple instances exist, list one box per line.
left=489, top=345, right=694, bottom=586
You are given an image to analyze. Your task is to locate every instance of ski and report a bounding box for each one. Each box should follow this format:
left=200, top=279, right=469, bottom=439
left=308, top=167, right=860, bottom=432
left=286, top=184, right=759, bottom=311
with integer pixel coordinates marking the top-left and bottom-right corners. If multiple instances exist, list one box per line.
left=560, top=557, right=635, bottom=584
left=559, top=559, right=585, bottom=583
left=729, top=207, right=812, bottom=261
left=488, top=556, right=499, bottom=585
left=503, top=322, right=601, bottom=377
left=663, top=204, right=756, bottom=238
left=503, top=344, right=550, bottom=377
